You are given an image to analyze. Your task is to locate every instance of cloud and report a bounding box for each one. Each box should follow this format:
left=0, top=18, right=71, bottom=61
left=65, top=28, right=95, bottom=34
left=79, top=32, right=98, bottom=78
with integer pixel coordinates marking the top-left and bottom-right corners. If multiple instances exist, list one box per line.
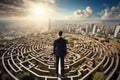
left=49, top=0, right=56, bottom=4
left=67, top=6, right=93, bottom=19
left=98, top=4, right=120, bottom=20
left=0, top=0, right=60, bottom=18
left=0, top=0, right=29, bottom=17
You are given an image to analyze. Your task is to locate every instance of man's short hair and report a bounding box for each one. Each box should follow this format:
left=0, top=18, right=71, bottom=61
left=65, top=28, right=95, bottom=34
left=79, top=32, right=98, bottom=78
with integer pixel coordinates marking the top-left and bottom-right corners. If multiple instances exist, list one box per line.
left=58, top=31, right=63, bottom=36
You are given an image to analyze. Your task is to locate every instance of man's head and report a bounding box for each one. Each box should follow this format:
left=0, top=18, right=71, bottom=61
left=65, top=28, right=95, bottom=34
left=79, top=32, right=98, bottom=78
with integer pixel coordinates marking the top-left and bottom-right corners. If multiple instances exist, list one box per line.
left=58, top=31, right=63, bottom=37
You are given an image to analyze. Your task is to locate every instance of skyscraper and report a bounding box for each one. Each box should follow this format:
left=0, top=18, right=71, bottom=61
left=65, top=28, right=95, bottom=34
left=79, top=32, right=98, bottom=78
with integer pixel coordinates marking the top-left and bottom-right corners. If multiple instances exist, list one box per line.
left=92, top=24, right=98, bottom=34
left=48, top=18, right=51, bottom=32
left=114, top=24, right=120, bottom=38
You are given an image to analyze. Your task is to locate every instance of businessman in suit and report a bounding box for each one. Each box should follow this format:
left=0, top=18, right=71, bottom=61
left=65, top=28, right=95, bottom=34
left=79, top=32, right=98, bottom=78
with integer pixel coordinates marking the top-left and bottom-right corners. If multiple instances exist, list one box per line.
left=53, top=31, right=67, bottom=77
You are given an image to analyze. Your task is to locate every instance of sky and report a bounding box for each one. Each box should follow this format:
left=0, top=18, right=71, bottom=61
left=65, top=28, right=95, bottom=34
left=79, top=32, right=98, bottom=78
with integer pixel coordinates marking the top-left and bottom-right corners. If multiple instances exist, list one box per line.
left=0, top=0, right=120, bottom=21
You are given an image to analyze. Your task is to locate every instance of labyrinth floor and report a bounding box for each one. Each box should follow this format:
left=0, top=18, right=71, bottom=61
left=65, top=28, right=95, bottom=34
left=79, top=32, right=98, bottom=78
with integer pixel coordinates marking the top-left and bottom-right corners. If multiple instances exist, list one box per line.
left=1, top=33, right=120, bottom=80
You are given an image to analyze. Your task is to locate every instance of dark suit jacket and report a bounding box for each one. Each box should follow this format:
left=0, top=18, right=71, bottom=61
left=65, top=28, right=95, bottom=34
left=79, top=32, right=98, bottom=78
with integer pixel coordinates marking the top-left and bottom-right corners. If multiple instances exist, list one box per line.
left=53, top=37, right=67, bottom=57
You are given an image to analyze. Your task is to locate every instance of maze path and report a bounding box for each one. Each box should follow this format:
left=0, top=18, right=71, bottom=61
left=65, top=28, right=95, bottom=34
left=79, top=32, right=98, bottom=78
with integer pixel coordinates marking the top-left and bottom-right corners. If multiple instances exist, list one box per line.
left=1, top=33, right=119, bottom=80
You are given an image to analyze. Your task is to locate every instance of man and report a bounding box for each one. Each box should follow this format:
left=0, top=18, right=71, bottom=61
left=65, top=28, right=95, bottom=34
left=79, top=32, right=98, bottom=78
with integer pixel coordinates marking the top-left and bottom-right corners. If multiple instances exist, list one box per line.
left=53, top=31, right=67, bottom=77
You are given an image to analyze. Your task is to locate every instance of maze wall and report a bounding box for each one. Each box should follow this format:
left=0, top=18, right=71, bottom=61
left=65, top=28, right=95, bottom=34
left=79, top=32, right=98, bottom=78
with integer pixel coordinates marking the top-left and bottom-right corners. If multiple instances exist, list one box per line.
left=1, top=33, right=120, bottom=80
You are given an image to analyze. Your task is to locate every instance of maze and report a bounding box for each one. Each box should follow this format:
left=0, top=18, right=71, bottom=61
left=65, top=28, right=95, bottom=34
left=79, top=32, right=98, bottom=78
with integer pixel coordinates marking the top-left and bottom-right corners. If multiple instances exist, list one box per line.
left=1, top=32, right=120, bottom=80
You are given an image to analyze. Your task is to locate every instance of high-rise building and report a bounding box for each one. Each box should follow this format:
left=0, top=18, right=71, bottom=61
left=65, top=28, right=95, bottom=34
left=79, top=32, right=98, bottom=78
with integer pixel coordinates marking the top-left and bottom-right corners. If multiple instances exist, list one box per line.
left=86, top=24, right=89, bottom=34
left=92, top=24, right=98, bottom=34
left=87, top=24, right=94, bottom=34
left=48, top=19, right=51, bottom=32
left=114, top=24, right=120, bottom=38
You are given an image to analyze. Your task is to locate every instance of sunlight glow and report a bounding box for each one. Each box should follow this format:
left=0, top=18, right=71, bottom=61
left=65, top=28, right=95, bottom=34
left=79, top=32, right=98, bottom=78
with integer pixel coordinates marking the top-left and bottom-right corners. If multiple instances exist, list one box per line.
left=30, top=5, right=46, bottom=17
left=28, top=4, right=52, bottom=21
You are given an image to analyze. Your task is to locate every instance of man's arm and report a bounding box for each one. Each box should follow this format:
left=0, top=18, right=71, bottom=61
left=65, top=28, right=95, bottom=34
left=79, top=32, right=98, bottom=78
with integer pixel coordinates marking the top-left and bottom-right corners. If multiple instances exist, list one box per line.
left=64, top=40, right=67, bottom=55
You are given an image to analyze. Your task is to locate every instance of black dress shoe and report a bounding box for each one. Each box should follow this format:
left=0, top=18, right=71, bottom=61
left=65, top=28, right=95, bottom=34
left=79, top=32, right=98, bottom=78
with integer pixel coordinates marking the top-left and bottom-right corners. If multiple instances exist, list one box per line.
left=61, top=74, right=65, bottom=77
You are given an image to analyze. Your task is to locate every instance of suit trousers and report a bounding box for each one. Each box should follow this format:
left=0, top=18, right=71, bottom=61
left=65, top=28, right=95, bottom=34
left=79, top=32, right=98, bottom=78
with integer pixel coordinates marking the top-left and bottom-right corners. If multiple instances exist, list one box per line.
left=55, top=56, right=64, bottom=76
